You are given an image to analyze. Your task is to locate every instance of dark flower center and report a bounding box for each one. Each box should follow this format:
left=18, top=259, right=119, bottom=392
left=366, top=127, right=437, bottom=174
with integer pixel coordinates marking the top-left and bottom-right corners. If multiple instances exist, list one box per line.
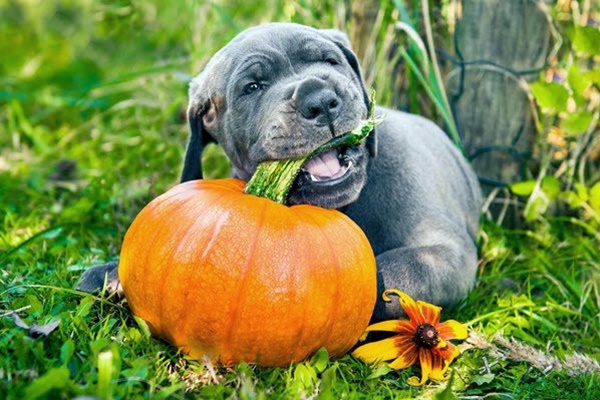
left=414, top=323, right=440, bottom=349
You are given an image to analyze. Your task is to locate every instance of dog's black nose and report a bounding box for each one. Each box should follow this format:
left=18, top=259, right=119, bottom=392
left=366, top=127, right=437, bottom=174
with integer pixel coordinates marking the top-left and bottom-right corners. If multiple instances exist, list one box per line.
left=296, top=79, right=342, bottom=124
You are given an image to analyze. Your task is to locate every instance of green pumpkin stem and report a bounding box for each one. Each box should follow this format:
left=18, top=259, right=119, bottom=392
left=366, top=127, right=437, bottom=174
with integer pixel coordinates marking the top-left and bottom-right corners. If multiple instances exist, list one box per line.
left=243, top=91, right=383, bottom=204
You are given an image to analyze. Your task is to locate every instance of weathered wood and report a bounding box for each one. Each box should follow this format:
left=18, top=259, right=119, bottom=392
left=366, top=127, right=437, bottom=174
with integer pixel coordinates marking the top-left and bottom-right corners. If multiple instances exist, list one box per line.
left=455, top=0, right=551, bottom=70
left=448, top=67, right=536, bottom=186
left=448, top=0, right=552, bottom=188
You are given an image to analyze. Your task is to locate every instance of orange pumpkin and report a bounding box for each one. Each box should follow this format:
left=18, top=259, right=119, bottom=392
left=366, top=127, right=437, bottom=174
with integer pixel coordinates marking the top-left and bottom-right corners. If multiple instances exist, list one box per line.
left=118, top=178, right=376, bottom=366
left=119, top=100, right=380, bottom=367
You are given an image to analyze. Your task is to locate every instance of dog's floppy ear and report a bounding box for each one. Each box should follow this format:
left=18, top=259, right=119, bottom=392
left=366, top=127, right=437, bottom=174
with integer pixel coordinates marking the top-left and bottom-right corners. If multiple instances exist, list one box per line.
left=180, top=78, right=215, bottom=182
left=321, top=29, right=377, bottom=157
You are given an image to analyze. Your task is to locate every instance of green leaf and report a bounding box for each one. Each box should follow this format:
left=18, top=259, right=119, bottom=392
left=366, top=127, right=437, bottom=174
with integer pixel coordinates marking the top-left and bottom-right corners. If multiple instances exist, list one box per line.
left=317, top=366, right=336, bottom=400
left=433, top=370, right=458, bottom=400
left=310, top=347, right=329, bottom=373
left=573, top=26, right=600, bottom=55
left=89, top=337, right=112, bottom=356
left=133, top=315, right=152, bottom=338
left=561, top=110, right=593, bottom=135
left=507, top=315, right=531, bottom=330
left=497, top=294, right=535, bottom=308
left=121, top=358, right=149, bottom=380
left=561, top=183, right=590, bottom=209
left=366, top=363, right=392, bottom=379
left=541, top=176, right=561, bottom=200
left=525, top=196, right=549, bottom=221
left=529, top=81, right=569, bottom=113
left=560, top=191, right=582, bottom=209
left=568, top=63, right=589, bottom=98
left=510, top=180, right=536, bottom=196
left=41, top=226, right=63, bottom=239
left=589, top=181, right=600, bottom=213
left=25, top=366, right=70, bottom=399
left=26, top=294, right=44, bottom=317
left=583, top=69, right=600, bottom=86
left=75, top=296, right=94, bottom=318
left=97, top=351, right=114, bottom=400
left=124, top=326, right=143, bottom=343
left=293, top=363, right=317, bottom=389
left=576, top=182, right=590, bottom=202
left=470, top=373, right=495, bottom=386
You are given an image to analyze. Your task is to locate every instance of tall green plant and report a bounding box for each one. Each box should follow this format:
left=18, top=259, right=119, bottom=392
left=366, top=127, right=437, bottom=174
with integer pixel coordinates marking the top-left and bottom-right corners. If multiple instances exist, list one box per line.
left=511, top=4, right=600, bottom=225
left=391, top=0, right=463, bottom=153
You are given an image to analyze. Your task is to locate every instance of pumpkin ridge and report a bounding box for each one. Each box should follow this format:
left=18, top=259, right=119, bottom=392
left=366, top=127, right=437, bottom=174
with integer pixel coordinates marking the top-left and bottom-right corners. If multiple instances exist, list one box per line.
left=120, top=189, right=201, bottom=334
left=285, top=213, right=315, bottom=363
left=201, top=178, right=245, bottom=193
left=222, top=197, right=270, bottom=363
left=163, top=188, right=240, bottom=351
left=336, top=213, right=378, bottom=351
left=284, top=205, right=339, bottom=360
left=198, top=192, right=240, bottom=262
left=309, top=209, right=344, bottom=357
left=155, top=190, right=213, bottom=340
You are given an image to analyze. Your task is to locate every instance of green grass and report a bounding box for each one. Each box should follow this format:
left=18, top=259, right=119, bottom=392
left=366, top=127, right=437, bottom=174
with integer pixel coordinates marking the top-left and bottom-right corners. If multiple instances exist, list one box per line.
left=1, top=1, right=599, bottom=399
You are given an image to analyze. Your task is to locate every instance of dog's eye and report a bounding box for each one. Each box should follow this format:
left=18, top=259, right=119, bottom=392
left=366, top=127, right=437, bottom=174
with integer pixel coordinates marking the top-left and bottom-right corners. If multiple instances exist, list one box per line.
left=325, top=58, right=340, bottom=66
left=243, top=82, right=260, bottom=95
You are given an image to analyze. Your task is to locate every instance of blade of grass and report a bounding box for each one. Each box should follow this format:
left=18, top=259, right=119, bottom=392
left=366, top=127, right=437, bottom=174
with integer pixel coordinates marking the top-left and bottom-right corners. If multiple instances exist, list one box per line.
left=421, top=0, right=455, bottom=129
left=399, top=47, right=464, bottom=153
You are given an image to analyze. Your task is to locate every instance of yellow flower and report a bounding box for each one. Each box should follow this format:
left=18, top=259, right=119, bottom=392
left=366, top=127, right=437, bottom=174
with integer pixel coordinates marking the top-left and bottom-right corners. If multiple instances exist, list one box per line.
left=352, top=289, right=468, bottom=385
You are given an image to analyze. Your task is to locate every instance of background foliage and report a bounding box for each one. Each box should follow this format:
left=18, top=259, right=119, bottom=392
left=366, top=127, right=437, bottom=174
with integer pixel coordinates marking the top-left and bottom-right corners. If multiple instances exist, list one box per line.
left=1, top=0, right=599, bottom=398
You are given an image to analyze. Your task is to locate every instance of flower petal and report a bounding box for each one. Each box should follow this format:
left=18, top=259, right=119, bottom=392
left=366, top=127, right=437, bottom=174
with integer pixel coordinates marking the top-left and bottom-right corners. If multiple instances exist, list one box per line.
left=439, top=336, right=447, bottom=347
left=416, top=300, right=441, bottom=326
left=352, top=337, right=406, bottom=363
left=428, top=352, right=449, bottom=381
left=364, top=319, right=414, bottom=335
left=436, top=319, right=468, bottom=340
left=437, top=341, right=461, bottom=363
left=407, top=376, right=422, bottom=386
left=416, top=347, right=433, bottom=385
left=387, top=342, right=419, bottom=370
left=384, top=289, right=425, bottom=325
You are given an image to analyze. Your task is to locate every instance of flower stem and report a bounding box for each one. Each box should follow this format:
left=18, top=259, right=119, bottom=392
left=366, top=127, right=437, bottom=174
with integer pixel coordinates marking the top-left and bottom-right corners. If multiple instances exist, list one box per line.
left=243, top=92, right=383, bottom=204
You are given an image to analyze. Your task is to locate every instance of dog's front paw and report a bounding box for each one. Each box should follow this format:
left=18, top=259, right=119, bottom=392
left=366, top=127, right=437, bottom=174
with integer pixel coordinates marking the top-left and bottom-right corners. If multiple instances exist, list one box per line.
left=76, top=261, right=122, bottom=297
left=372, top=242, right=477, bottom=322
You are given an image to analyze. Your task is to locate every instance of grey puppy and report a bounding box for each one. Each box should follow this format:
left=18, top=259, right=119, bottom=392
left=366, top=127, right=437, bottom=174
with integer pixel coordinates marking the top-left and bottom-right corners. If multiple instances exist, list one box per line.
left=78, top=23, right=481, bottom=321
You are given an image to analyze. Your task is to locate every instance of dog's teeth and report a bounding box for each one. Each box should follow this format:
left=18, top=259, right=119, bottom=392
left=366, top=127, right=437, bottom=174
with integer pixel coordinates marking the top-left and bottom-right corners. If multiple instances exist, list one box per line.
left=303, top=149, right=341, bottom=179
left=307, top=162, right=350, bottom=182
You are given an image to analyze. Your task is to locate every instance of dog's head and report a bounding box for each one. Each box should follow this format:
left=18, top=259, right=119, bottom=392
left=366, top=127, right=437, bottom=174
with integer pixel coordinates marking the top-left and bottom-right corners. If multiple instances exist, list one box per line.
left=183, top=23, right=375, bottom=209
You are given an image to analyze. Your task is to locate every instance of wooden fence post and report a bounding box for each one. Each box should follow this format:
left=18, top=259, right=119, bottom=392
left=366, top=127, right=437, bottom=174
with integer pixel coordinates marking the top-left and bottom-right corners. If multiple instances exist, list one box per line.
left=448, top=0, right=553, bottom=220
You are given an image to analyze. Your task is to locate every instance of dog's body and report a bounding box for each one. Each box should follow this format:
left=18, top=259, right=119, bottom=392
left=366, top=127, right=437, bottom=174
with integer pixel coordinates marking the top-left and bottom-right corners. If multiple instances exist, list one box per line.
left=78, top=23, right=481, bottom=321
left=343, top=109, right=480, bottom=318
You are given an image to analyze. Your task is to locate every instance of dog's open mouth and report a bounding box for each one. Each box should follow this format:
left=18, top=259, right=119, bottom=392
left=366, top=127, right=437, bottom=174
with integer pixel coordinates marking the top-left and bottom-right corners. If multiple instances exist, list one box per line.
left=301, top=147, right=352, bottom=182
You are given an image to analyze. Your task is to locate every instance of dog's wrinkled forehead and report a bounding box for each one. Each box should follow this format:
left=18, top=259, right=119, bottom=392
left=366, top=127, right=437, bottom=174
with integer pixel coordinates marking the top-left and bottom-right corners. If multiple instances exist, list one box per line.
left=189, top=23, right=350, bottom=99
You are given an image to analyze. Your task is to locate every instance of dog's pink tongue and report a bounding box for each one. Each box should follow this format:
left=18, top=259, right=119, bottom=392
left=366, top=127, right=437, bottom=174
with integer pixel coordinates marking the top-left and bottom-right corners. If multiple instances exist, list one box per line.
left=303, top=149, right=343, bottom=180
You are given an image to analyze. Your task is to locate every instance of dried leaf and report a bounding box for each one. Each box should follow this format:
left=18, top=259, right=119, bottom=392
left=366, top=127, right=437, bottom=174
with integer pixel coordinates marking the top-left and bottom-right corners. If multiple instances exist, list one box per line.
left=11, top=313, right=30, bottom=330
left=29, top=319, right=61, bottom=338
left=10, top=312, right=60, bottom=338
